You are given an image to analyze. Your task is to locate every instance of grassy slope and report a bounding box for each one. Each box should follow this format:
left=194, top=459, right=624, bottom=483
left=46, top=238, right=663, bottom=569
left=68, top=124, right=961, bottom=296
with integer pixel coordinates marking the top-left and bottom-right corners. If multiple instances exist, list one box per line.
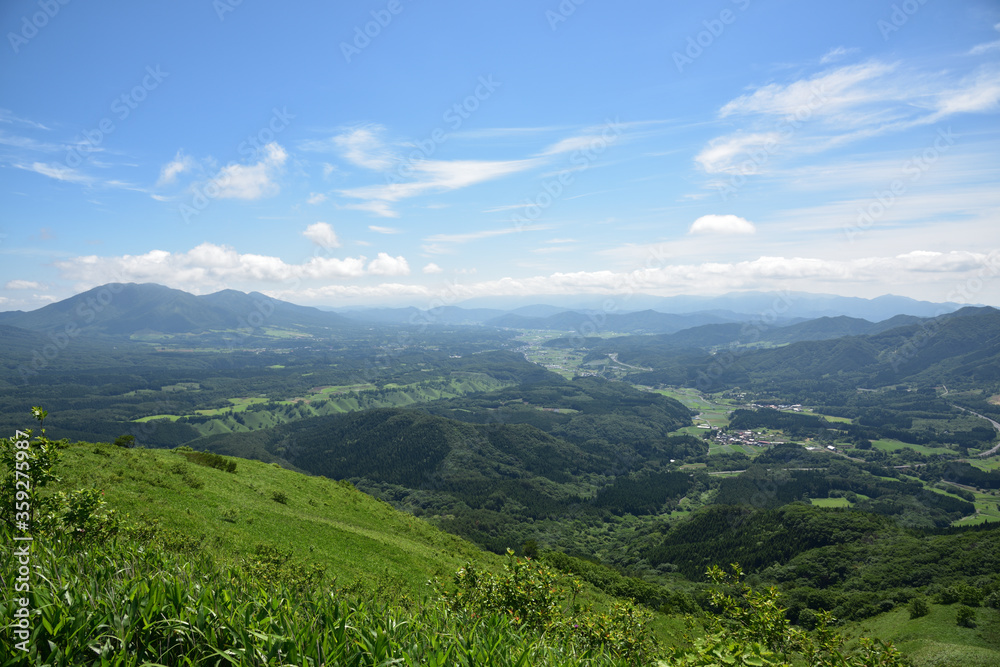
left=41, top=439, right=690, bottom=654
left=52, top=440, right=488, bottom=591
left=852, top=603, right=1000, bottom=667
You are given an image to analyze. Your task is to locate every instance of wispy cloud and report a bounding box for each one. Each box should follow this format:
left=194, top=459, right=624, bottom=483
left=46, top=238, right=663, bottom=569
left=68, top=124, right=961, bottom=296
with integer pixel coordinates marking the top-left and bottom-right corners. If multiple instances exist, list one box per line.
left=422, top=224, right=551, bottom=254
left=302, top=124, right=398, bottom=170
left=17, top=162, right=92, bottom=184
left=0, top=109, right=50, bottom=131
left=5, top=279, right=44, bottom=290
left=697, top=59, right=1000, bottom=184
left=819, top=46, right=859, bottom=65
left=327, top=123, right=630, bottom=217
left=157, top=150, right=195, bottom=186
left=339, top=157, right=543, bottom=217
left=695, top=132, right=782, bottom=174
left=968, top=23, right=1000, bottom=56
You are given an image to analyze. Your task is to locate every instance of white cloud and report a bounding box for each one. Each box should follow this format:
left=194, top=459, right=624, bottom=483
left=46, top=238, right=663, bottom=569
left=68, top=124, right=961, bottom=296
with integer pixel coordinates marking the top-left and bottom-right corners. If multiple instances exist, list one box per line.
left=0, top=131, right=62, bottom=153
left=54, top=242, right=399, bottom=291
left=931, top=66, right=1000, bottom=118
left=303, top=222, right=341, bottom=249
left=696, top=60, right=1000, bottom=190
left=969, top=41, right=1000, bottom=56
left=207, top=143, right=287, bottom=200
left=307, top=192, right=328, bottom=205
left=719, top=61, right=897, bottom=120
left=342, top=202, right=398, bottom=218
left=422, top=262, right=443, bottom=274
left=540, top=134, right=606, bottom=156
left=819, top=46, right=859, bottom=65
left=258, top=248, right=1000, bottom=307
left=330, top=124, right=397, bottom=170
left=339, top=157, right=541, bottom=217
left=369, top=225, right=401, bottom=234
left=303, top=255, right=367, bottom=278
left=5, top=280, right=43, bottom=290
left=689, top=214, right=757, bottom=235
left=367, top=252, right=410, bottom=276
left=694, top=133, right=782, bottom=174
left=157, top=151, right=194, bottom=186
left=969, top=23, right=1000, bottom=56
left=422, top=225, right=551, bottom=254
left=0, top=109, right=50, bottom=130
left=18, top=162, right=91, bottom=184
left=331, top=123, right=630, bottom=218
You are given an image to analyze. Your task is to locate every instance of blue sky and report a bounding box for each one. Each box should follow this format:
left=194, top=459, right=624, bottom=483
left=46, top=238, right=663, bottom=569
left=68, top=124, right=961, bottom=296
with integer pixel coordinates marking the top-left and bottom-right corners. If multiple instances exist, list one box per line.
left=2, top=0, right=999, bottom=310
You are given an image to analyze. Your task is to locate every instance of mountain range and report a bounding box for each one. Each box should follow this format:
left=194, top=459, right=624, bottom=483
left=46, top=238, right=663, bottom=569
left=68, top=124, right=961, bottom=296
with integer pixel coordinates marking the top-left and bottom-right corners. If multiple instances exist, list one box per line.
left=0, top=283, right=973, bottom=339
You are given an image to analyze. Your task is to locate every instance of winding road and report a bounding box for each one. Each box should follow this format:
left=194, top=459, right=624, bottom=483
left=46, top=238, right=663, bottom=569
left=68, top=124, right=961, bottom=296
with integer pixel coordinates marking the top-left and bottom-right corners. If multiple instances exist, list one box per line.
left=953, top=405, right=1000, bottom=457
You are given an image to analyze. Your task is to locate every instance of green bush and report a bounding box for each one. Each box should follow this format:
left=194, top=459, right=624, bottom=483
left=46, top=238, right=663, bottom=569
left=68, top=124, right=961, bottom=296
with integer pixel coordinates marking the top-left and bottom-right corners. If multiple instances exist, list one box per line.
left=179, top=449, right=237, bottom=473
left=957, top=605, right=977, bottom=628
left=657, top=565, right=910, bottom=667
left=908, top=597, right=930, bottom=619
left=440, top=549, right=657, bottom=662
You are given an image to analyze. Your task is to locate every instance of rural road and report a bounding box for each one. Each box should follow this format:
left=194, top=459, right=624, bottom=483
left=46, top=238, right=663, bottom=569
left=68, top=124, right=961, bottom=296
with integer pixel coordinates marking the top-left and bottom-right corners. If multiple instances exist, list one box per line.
left=607, top=353, right=652, bottom=371
left=953, top=405, right=1000, bottom=457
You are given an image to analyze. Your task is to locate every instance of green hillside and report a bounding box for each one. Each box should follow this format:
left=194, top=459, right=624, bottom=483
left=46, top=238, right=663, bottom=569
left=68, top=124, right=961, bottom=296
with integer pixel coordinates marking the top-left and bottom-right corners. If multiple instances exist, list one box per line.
left=41, top=437, right=486, bottom=591
left=1, top=416, right=916, bottom=666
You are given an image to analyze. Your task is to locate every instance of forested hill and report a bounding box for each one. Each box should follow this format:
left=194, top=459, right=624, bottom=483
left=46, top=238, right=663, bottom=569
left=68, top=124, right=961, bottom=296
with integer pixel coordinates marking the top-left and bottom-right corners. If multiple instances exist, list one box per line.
left=0, top=282, right=352, bottom=336
left=190, top=375, right=695, bottom=553
left=622, top=306, right=1000, bottom=393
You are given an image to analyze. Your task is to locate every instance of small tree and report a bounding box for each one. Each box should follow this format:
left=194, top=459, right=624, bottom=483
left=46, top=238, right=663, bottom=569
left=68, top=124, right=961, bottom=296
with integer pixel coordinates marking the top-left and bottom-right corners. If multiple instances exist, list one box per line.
left=522, top=538, right=539, bottom=559
left=113, top=434, right=136, bottom=448
left=1, top=407, right=62, bottom=533
left=660, top=564, right=910, bottom=667
left=908, top=597, right=930, bottom=619
left=957, top=605, right=977, bottom=628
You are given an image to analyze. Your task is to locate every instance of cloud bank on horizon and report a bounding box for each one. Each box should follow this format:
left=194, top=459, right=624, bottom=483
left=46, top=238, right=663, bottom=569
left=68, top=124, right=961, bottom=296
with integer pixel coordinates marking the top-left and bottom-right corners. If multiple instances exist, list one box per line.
left=1, top=1, right=999, bottom=310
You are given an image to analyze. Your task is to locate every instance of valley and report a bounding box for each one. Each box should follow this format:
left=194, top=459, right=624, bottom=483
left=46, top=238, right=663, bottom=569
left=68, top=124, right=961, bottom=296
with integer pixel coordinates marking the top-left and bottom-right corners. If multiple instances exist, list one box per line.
left=3, top=283, right=1000, bottom=665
